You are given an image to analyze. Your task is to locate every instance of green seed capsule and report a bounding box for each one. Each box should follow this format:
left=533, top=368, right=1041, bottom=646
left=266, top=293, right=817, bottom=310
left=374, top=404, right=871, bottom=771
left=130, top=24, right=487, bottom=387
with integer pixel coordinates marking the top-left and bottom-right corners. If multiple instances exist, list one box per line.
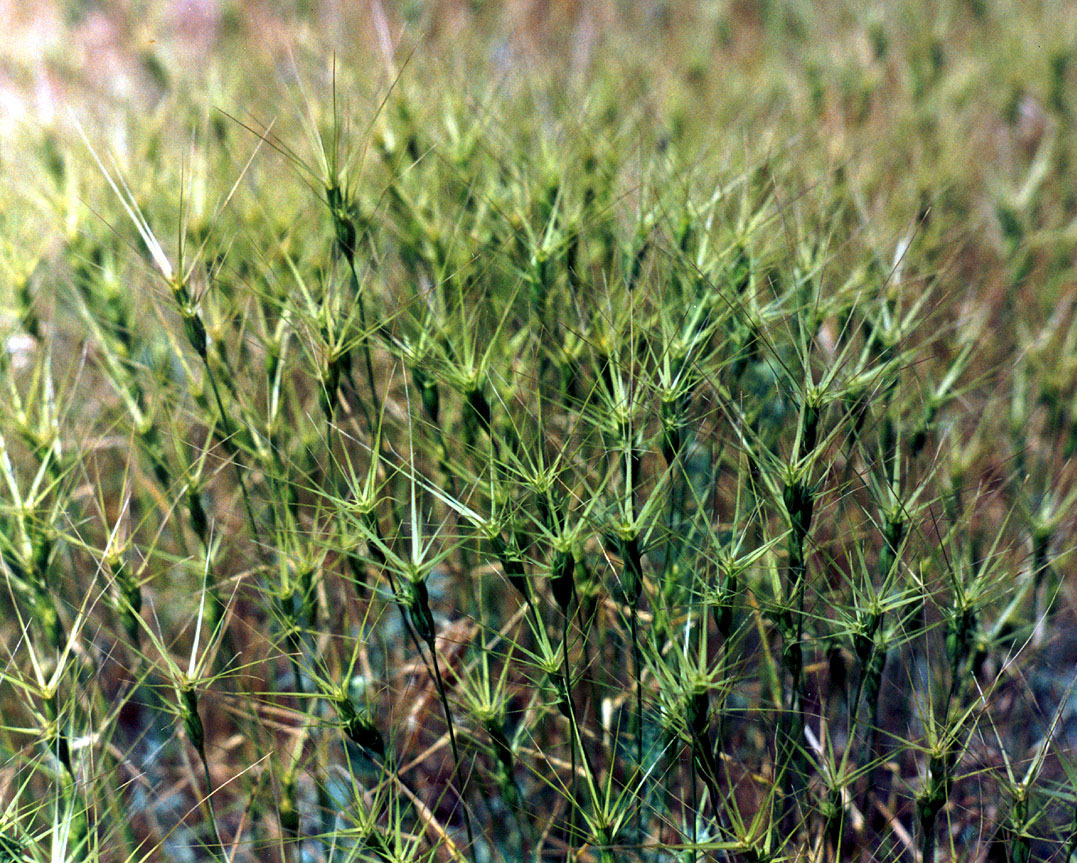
left=687, top=689, right=710, bottom=737
left=621, top=535, right=643, bottom=605
left=410, top=578, right=436, bottom=646
left=327, top=185, right=358, bottom=259
left=181, top=687, right=204, bottom=751
left=467, top=386, right=492, bottom=432
left=345, top=712, right=386, bottom=758
left=713, top=582, right=736, bottom=640
left=412, top=366, right=440, bottom=423
left=336, top=695, right=385, bottom=758
left=182, top=311, right=208, bottom=360
left=783, top=479, right=814, bottom=538
left=485, top=719, right=514, bottom=773
left=551, top=552, right=575, bottom=614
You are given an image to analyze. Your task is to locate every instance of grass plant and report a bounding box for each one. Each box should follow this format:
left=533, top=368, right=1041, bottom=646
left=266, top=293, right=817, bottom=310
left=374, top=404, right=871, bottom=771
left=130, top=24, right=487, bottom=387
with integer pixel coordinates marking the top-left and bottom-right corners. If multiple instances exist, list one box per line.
left=1, top=2, right=1076, bottom=861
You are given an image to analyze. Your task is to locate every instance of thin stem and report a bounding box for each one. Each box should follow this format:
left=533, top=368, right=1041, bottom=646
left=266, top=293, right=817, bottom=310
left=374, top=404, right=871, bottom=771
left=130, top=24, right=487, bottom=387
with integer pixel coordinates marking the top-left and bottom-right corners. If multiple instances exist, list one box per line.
left=345, top=253, right=382, bottom=429
left=428, top=643, right=477, bottom=852
left=204, top=361, right=260, bottom=543
left=562, top=611, right=578, bottom=863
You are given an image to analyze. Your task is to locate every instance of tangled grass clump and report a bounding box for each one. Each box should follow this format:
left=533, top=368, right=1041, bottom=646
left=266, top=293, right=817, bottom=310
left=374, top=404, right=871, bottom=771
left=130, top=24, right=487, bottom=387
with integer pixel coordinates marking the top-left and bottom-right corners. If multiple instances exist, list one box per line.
left=1, top=4, right=1076, bottom=861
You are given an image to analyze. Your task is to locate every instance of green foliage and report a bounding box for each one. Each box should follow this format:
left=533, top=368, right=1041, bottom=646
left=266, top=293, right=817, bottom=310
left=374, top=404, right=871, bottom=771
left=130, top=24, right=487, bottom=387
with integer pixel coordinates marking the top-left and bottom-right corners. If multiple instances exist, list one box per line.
left=1, top=3, right=1076, bottom=861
